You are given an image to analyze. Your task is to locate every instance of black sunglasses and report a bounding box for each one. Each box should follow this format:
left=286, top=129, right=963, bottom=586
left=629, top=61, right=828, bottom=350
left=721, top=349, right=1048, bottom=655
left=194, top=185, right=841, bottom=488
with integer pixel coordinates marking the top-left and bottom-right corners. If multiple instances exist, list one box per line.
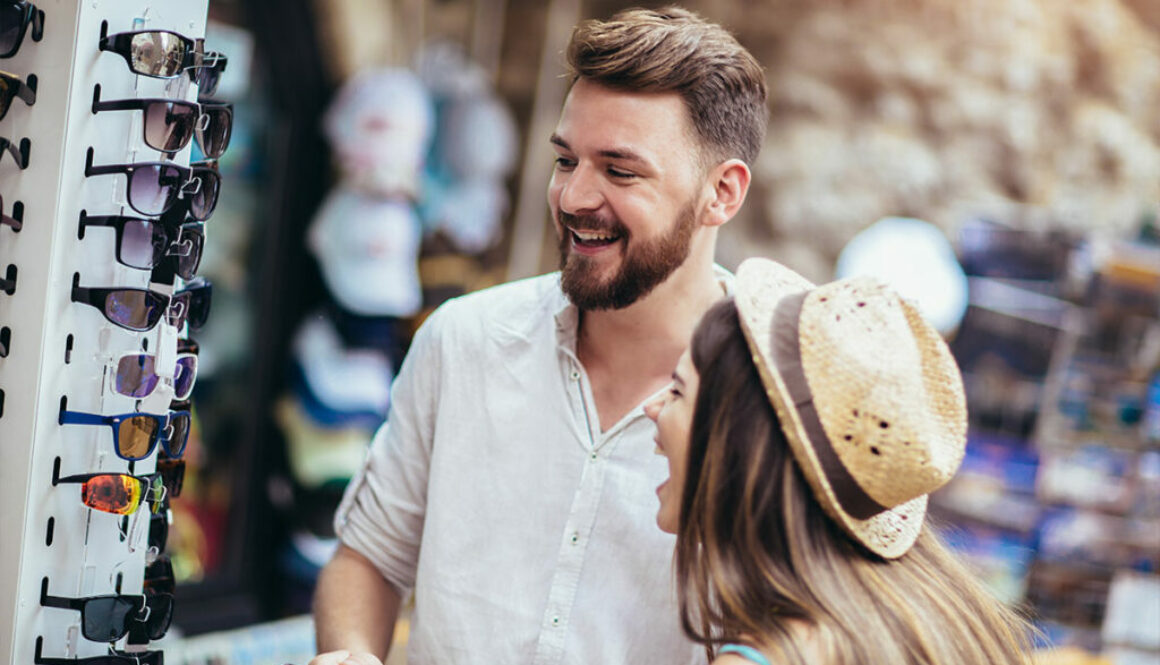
left=39, top=582, right=148, bottom=643
left=34, top=637, right=164, bottom=665
left=84, top=151, right=220, bottom=220
left=148, top=506, right=169, bottom=555
left=195, top=99, right=232, bottom=158
left=177, top=276, right=211, bottom=331
left=0, top=1, right=44, bottom=59
left=1, top=135, right=29, bottom=169
left=191, top=51, right=227, bottom=97
left=71, top=276, right=192, bottom=332
left=98, top=28, right=197, bottom=79
left=1, top=192, right=22, bottom=231
left=0, top=70, right=35, bottom=121
left=79, top=212, right=204, bottom=279
left=91, top=85, right=199, bottom=154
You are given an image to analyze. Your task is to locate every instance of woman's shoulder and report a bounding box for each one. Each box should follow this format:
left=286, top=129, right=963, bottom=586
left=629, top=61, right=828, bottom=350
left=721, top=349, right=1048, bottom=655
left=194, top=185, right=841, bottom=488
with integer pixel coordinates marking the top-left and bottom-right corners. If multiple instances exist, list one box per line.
left=714, top=644, right=774, bottom=665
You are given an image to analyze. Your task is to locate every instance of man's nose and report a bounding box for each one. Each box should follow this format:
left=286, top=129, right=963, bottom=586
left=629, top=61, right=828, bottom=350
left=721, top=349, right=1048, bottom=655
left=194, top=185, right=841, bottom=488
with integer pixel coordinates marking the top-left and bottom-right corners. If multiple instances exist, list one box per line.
left=558, top=165, right=602, bottom=214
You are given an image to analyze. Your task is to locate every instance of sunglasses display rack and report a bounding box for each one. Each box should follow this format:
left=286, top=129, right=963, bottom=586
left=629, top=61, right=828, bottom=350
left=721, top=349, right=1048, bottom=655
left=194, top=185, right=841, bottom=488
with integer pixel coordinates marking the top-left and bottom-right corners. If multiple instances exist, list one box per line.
left=0, top=1, right=210, bottom=662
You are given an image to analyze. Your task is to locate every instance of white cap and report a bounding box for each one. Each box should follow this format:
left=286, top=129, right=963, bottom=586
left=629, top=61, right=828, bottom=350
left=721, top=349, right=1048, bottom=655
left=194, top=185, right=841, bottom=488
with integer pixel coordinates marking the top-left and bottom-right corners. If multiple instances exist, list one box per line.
left=307, top=185, right=423, bottom=317
left=291, top=311, right=393, bottom=415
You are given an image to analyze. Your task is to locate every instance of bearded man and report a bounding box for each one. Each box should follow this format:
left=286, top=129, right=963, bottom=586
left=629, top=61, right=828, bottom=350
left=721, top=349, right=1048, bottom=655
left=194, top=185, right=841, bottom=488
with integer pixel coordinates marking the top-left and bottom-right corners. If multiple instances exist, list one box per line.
left=311, top=6, right=768, bottom=665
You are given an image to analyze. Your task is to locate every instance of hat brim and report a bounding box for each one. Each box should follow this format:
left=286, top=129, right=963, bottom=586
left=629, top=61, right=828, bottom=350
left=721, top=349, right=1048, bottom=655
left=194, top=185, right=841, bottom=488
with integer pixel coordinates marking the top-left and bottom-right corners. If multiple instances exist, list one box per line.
left=733, top=258, right=925, bottom=559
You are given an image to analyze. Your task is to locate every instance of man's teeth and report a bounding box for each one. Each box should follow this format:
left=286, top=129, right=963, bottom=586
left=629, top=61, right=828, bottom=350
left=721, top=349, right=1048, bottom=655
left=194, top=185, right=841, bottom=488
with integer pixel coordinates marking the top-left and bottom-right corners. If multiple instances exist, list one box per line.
left=573, top=229, right=617, bottom=242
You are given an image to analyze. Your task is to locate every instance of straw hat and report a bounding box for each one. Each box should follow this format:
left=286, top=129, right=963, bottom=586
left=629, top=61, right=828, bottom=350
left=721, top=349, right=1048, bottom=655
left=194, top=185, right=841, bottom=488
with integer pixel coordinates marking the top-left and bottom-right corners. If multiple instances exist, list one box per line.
left=734, top=257, right=967, bottom=558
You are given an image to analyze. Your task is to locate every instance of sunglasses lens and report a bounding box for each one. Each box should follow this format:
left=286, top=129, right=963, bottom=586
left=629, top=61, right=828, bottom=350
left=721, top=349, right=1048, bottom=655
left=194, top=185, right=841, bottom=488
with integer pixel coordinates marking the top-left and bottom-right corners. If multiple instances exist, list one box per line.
left=0, top=6, right=23, bottom=57
left=197, top=107, right=232, bottom=158
left=129, top=32, right=187, bottom=77
left=103, top=289, right=165, bottom=330
left=186, top=283, right=212, bottom=331
left=172, top=225, right=203, bottom=280
left=187, top=168, right=220, bottom=221
left=145, top=593, right=174, bottom=639
left=144, top=101, right=196, bottom=152
left=148, top=510, right=169, bottom=552
left=81, top=596, right=140, bottom=643
left=116, top=219, right=163, bottom=269
left=80, top=474, right=144, bottom=515
left=156, top=458, right=185, bottom=498
left=117, top=415, right=160, bottom=459
left=128, top=164, right=180, bottom=216
left=173, top=355, right=197, bottom=399
left=115, top=354, right=159, bottom=398
left=165, top=291, right=190, bottom=328
left=145, top=557, right=175, bottom=595
left=166, top=412, right=191, bottom=457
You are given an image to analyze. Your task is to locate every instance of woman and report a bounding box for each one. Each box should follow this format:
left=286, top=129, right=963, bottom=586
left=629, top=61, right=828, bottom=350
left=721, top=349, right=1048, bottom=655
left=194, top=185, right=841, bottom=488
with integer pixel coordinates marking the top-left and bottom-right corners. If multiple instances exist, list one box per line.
left=644, top=258, right=1034, bottom=665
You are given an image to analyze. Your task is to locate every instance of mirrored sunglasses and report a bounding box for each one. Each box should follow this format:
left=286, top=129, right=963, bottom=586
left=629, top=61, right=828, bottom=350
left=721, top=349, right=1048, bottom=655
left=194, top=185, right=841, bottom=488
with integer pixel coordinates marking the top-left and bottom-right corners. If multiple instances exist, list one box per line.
left=98, top=29, right=197, bottom=79
left=54, top=472, right=164, bottom=516
left=107, top=351, right=198, bottom=401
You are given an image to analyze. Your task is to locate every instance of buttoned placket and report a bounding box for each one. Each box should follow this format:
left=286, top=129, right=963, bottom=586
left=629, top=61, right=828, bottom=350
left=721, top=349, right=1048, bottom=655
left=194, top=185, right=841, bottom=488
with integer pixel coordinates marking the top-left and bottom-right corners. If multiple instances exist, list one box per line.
left=530, top=350, right=623, bottom=664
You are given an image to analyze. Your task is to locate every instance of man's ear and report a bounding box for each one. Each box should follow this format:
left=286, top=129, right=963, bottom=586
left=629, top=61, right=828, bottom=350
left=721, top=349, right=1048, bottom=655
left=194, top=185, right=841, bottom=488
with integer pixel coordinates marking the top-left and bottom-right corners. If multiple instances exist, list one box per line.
left=700, top=158, right=751, bottom=228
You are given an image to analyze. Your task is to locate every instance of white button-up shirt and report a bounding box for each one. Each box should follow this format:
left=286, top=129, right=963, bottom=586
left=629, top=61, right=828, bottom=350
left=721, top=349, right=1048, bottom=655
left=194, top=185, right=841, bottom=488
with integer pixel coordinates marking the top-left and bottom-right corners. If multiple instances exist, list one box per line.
left=335, top=271, right=726, bottom=665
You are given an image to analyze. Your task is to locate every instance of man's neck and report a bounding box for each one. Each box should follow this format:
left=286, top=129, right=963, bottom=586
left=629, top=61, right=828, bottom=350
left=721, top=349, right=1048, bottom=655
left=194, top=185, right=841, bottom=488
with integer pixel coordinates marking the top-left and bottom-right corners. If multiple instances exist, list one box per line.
left=576, top=253, right=724, bottom=393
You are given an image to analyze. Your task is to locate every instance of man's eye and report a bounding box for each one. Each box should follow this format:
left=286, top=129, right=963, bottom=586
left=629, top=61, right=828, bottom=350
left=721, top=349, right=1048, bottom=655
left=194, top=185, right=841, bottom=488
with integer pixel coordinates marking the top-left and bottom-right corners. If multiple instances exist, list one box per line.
left=608, top=167, right=635, bottom=179
left=554, top=156, right=576, bottom=170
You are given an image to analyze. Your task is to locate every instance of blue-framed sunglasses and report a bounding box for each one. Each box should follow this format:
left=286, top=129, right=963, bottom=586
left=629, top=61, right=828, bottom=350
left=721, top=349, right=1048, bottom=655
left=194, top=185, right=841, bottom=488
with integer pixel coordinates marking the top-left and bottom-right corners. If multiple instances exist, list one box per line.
left=59, top=408, right=190, bottom=461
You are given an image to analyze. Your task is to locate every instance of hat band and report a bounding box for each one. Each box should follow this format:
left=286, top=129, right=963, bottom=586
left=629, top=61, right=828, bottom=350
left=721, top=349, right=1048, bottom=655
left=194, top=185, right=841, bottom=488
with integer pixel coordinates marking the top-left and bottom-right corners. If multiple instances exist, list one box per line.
left=772, top=292, right=888, bottom=520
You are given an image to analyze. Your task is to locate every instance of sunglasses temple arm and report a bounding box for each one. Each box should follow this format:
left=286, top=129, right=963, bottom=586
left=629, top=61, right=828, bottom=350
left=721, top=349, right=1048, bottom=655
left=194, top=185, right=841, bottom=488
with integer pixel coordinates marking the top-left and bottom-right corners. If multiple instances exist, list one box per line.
left=83, top=161, right=125, bottom=177
left=1, top=211, right=22, bottom=231
left=58, top=409, right=109, bottom=426
left=39, top=593, right=82, bottom=611
left=17, top=79, right=36, bottom=106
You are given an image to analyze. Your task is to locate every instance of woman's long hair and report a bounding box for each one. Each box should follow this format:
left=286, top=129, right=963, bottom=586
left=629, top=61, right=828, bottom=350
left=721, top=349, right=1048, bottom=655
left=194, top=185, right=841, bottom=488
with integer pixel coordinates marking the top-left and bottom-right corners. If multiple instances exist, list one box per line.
left=674, top=299, right=1035, bottom=665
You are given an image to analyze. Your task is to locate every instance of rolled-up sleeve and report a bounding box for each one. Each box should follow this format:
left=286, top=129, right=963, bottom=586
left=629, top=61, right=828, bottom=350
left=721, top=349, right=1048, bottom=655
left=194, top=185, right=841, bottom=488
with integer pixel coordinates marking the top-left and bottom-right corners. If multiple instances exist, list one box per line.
left=333, top=305, right=446, bottom=593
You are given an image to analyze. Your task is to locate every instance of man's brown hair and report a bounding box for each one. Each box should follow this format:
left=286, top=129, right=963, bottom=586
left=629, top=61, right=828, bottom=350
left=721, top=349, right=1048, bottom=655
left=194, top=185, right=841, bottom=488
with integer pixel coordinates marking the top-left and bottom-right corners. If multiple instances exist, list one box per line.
left=565, top=6, right=768, bottom=166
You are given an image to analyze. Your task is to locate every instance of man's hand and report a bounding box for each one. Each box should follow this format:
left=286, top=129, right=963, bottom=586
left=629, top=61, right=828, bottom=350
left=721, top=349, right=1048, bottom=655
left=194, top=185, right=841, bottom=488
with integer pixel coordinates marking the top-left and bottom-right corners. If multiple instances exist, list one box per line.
left=308, top=650, right=384, bottom=665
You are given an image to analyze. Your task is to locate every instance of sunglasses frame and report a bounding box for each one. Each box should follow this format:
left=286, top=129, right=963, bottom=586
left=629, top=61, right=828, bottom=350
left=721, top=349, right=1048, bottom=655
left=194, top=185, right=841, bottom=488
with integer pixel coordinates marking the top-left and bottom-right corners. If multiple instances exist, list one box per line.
left=177, top=276, right=212, bottom=331
left=193, top=99, right=233, bottom=158
left=0, top=1, right=45, bottom=59
left=98, top=29, right=197, bottom=79
left=84, top=152, right=190, bottom=217
left=59, top=409, right=191, bottom=461
left=90, top=86, right=200, bottom=154
left=78, top=212, right=204, bottom=279
left=71, top=282, right=171, bottom=331
left=35, top=639, right=164, bottom=665
left=0, top=70, right=36, bottom=121
left=190, top=50, right=227, bottom=97
left=39, top=591, right=148, bottom=643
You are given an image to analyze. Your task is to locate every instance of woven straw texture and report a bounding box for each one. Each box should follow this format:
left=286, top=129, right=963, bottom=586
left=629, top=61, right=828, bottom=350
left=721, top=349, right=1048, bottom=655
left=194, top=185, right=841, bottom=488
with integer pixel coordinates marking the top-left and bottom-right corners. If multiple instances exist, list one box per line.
left=735, top=258, right=968, bottom=559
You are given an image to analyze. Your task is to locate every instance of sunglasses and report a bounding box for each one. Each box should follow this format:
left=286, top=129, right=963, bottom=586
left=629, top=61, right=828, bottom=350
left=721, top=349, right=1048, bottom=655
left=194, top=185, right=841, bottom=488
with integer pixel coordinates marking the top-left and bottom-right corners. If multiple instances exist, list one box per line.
left=156, top=456, right=185, bottom=498
left=130, top=591, right=174, bottom=642
left=98, top=29, right=197, bottom=79
left=194, top=100, right=232, bottom=158
left=148, top=507, right=169, bottom=555
left=0, top=70, right=36, bottom=120
left=79, top=213, right=204, bottom=279
left=0, top=1, right=44, bottom=59
left=34, top=638, right=164, bottom=665
left=84, top=153, right=220, bottom=220
left=39, top=588, right=148, bottom=643
left=55, top=471, right=165, bottom=516
left=177, top=277, right=212, bottom=331
left=91, top=89, right=199, bottom=153
left=71, top=280, right=191, bottom=332
left=106, top=351, right=198, bottom=400
left=144, top=556, right=175, bottom=596
left=191, top=51, right=227, bottom=97
left=1, top=193, right=20, bottom=231
left=59, top=408, right=190, bottom=461
left=1, top=135, right=29, bottom=169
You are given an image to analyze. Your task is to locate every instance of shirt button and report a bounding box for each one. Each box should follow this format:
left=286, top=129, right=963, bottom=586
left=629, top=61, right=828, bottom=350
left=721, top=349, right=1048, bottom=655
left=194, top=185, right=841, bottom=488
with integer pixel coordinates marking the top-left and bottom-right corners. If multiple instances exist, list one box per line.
left=570, top=532, right=579, bottom=545
left=551, top=616, right=560, bottom=626
left=570, top=370, right=580, bottom=381
left=589, top=452, right=598, bottom=461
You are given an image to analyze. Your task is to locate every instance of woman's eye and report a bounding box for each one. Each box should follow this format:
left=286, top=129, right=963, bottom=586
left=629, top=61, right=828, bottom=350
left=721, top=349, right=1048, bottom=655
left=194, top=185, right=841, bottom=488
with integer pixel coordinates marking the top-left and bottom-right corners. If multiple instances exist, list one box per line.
left=669, top=387, right=681, bottom=398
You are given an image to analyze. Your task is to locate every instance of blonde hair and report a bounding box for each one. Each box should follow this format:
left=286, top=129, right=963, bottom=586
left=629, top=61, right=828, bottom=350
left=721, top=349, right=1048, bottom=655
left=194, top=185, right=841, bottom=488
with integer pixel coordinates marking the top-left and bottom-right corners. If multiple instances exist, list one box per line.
left=565, top=6, right=768, bottom=166
left=676, top=299, right=1036, bottom=665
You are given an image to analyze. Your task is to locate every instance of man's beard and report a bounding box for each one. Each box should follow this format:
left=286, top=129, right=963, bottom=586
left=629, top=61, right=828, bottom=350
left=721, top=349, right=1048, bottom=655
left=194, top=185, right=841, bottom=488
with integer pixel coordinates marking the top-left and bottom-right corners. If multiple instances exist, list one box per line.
left=557, top=198, right=698, bottom=311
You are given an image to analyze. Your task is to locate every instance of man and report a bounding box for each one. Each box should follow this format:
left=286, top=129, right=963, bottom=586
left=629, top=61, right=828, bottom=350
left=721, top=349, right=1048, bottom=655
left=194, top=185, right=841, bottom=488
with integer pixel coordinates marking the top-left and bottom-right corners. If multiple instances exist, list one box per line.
left=310, top=7, right=767, bottom=664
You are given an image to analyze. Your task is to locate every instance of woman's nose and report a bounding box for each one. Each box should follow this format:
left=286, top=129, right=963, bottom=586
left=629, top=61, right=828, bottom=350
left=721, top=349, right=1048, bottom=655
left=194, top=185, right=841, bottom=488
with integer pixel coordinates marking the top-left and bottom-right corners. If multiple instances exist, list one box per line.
left=643, top=397, right=661, bottom=421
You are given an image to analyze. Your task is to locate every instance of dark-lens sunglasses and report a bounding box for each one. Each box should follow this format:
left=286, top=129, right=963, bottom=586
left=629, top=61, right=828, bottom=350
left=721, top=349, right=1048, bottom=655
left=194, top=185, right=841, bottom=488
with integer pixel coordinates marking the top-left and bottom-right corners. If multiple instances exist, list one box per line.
left=0, top=70, right=35, bottom=120
left=1, top=192, right=22, bottom=231
left=107, top=351, right=198, bottom=400
left=79, top=213, right=204, bottom=279
left=194, top=100, right=232, bottom=158
left=144, top=556, right=175, bottom=595
left=34, top=638, right=164, bottom=665
left=190, top=51, right=226, bottom=97
left=71, top=281, right=186, bottom=331
left=39, top=588, right=147, bottom=643
left=155, top=456, right=185, bottom=498
left=54, top=472, right=164, bottom=516
left=177, top=277, right=211, bottom=331
left=98, top=29, right=197, bottom=79
left=129, top=591, right=174, bottom=641
left=91, top=88, right=199, bottom=153
left=0, top=1, right=44, bottom=59
left=59, top=408, right=190, bottom=461
left=148, top=507, right=169, bottom=554
left=84, top=154, right=191, bottom=217
left=1, top=135, right=29, bottom=169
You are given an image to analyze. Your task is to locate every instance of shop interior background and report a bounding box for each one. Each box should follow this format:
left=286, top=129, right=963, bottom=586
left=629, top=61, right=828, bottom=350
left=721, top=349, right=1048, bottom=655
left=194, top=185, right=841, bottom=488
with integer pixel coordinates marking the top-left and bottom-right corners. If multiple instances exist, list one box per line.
left=19, top=0, right=1159, bottom=663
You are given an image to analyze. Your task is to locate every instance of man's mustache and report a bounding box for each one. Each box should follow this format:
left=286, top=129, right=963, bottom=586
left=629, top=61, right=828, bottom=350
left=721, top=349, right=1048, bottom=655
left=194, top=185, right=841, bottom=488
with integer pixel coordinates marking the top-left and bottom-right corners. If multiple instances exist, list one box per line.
left=557, top=210, right=627, bottom=236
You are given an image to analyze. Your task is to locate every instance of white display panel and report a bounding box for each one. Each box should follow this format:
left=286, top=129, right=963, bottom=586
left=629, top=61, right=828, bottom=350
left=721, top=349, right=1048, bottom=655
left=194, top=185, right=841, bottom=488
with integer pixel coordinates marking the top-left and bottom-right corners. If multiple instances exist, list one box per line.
left=0, top=0, right=209, bottom=660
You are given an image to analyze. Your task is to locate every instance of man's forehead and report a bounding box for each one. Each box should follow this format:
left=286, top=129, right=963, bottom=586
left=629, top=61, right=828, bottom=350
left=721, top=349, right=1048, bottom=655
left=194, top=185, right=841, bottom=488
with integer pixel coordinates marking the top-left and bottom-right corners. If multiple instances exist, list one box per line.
left=553, top=80, right=696, bottom=160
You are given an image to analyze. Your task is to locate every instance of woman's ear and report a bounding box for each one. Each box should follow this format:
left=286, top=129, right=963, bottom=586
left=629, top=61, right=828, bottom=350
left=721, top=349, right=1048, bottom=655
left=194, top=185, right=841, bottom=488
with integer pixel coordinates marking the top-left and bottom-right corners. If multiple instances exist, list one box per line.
left=701, top=159, right=751, bottom=228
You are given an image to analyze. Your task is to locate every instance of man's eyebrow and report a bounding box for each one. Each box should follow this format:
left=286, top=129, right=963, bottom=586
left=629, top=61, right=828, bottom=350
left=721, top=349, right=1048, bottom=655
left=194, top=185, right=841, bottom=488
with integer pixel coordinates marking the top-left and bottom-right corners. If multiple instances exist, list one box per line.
left=549, top=133, right=569, bottom=150
left=549, top=134, right=650, bottom=166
